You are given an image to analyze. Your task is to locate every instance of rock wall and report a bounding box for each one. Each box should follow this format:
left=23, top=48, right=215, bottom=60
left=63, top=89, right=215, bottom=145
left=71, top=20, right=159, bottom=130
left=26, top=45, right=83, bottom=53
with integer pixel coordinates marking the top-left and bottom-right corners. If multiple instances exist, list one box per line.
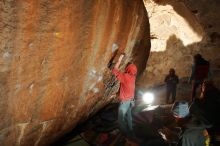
left=0, top=0, right=150, bottom=145
left=139, top=0, right=220, bottom=99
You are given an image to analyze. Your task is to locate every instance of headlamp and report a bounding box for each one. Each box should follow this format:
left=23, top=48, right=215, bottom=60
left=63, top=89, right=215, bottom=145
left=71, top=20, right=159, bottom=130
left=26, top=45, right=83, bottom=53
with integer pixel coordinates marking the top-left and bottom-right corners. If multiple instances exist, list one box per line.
left=142, top=92, right=154, bottom=105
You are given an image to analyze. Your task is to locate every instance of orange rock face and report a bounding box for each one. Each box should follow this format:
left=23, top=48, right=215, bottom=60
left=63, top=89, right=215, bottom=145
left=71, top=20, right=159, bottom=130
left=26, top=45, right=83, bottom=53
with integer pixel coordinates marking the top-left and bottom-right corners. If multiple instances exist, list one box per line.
left=0, top=0, right=150, bottom=145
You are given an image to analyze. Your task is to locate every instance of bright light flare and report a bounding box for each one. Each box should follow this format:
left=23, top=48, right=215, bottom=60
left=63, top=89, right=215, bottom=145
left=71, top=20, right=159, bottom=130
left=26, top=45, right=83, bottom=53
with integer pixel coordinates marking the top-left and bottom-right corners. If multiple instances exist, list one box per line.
left=142, top=92, right=154, bottom=104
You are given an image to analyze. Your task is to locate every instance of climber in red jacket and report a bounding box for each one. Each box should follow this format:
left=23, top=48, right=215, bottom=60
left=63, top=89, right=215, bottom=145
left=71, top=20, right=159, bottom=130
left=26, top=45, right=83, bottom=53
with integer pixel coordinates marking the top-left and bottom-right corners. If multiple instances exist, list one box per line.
left=112, top=53, right=137, bottom=133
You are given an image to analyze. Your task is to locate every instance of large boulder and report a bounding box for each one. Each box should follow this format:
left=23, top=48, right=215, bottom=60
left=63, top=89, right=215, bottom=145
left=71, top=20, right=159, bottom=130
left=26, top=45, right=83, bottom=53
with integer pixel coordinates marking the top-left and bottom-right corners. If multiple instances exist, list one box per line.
left=0, top=0, right=150, bottom=145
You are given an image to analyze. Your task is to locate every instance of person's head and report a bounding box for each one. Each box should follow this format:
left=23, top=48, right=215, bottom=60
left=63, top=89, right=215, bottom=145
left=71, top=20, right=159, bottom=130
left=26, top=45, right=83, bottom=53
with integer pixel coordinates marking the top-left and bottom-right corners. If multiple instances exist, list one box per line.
left=194, top=54, right=210, bottom=66
left=171, top=101, right=190, bottom=125
left=169, top=68, right=175, bottom=75
left=125, top=63, right=137, bottom=76
left=193, top=54, right=202, bottom=64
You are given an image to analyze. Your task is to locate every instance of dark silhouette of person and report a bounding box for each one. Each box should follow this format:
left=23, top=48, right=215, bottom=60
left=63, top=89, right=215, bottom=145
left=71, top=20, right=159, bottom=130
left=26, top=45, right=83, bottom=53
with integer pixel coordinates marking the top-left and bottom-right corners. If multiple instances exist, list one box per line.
left=189, top=54, right=211, bottom=101
left=164, top=68, right=179, bottom=104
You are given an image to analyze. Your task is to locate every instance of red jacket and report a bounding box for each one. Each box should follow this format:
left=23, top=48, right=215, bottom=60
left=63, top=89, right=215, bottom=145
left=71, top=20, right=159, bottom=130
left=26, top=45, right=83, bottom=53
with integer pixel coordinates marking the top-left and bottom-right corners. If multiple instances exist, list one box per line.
left=112, top=64, right=137, bottom=101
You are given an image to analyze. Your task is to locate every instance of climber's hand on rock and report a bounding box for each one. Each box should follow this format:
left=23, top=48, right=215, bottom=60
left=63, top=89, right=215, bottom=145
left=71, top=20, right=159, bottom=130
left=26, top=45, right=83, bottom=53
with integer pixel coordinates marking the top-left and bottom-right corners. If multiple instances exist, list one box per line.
left=118, top=53, right=125, bottom=62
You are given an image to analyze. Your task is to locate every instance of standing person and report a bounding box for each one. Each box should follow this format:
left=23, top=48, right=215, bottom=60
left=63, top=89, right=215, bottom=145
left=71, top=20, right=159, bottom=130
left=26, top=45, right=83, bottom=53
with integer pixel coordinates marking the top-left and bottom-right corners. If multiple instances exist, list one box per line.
left=112, top=53, right=137, bottom=133
left=164, top=68, right=179, bottom=104
left=189, top=54, right=211, bottom=101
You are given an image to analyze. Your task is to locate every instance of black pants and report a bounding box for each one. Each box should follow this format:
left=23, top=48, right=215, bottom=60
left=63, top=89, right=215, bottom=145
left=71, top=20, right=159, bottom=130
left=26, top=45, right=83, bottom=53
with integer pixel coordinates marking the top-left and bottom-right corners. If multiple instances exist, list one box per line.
left=191, top=80, right=202, bottom=101
left=166, top=87, right=176, bottom=104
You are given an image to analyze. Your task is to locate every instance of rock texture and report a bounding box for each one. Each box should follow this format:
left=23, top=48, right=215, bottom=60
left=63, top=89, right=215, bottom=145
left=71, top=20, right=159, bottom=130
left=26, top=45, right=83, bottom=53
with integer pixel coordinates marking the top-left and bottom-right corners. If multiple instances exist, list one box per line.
left=139, top=0, right=220, bottom=99
left=0, top=0, right=150, bottom=146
